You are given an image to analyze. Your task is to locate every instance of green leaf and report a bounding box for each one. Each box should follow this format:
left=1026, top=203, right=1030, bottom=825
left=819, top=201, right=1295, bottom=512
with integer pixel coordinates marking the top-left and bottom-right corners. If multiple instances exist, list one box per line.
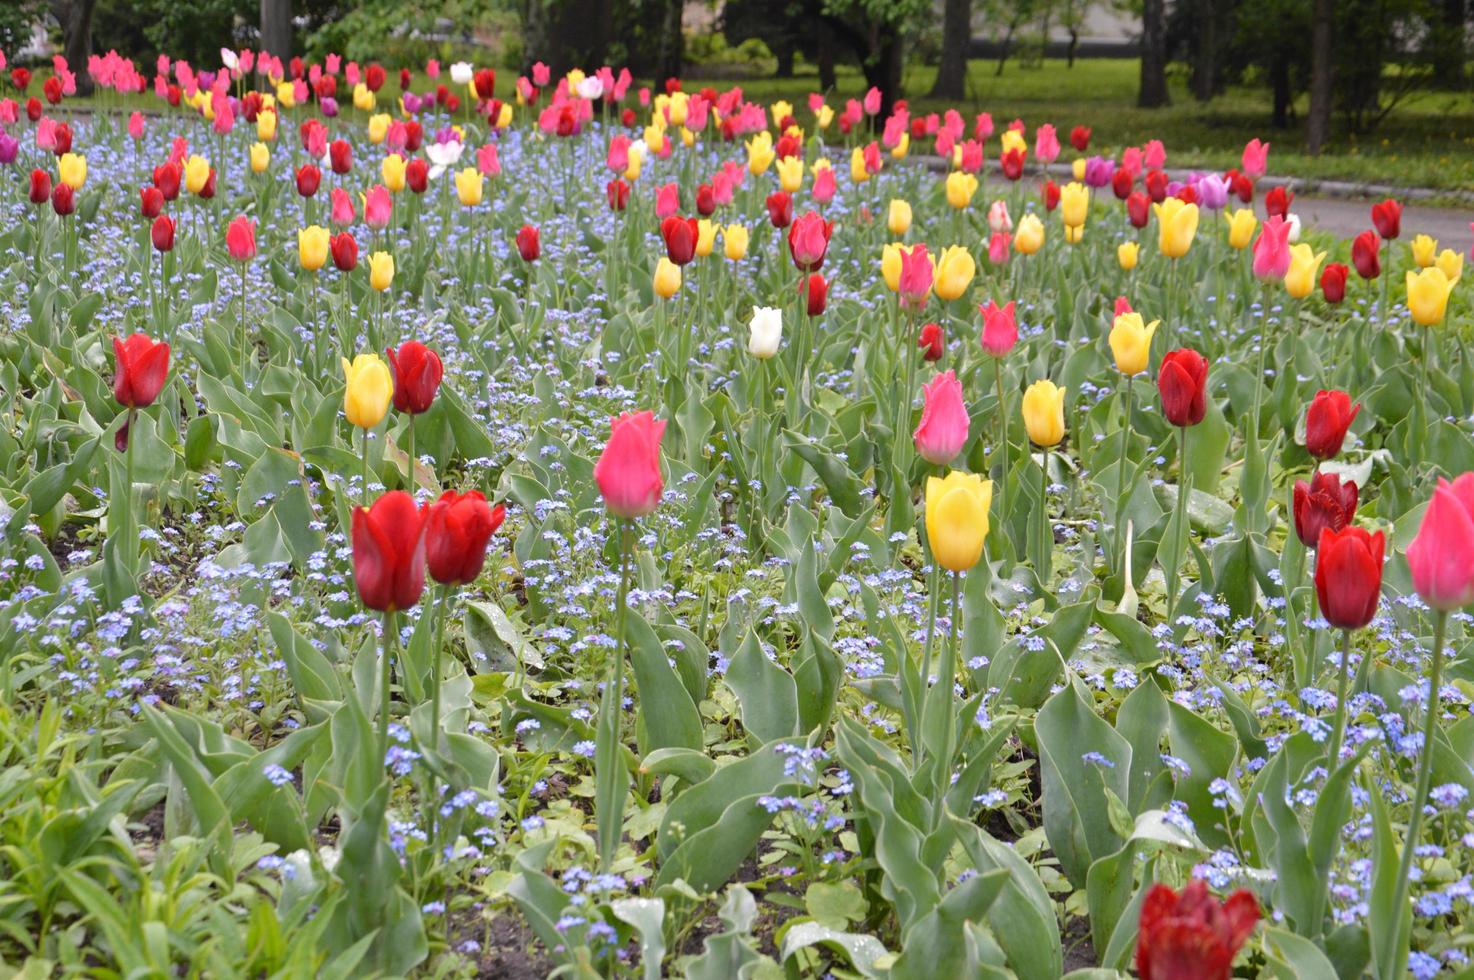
left=626, top=609, right=703, bottom=753
left=725, top=627, right=799, bottom=743
left=780, top=922, right=888, bottom=979
left=611, top=897, right=667, bottom=980
left=804, top=881, right=868, bottom=930
left=1262, top=926, right=1340, bottom=980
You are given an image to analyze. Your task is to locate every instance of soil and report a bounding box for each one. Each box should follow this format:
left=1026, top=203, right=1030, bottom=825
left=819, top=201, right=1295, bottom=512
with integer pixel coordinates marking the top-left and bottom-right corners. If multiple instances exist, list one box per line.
left=467, top=913, right=554, bottom=979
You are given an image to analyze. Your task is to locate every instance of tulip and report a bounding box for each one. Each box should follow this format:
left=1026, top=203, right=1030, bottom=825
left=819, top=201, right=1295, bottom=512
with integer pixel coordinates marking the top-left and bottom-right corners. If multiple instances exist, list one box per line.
left=1293, top=471, right=1357, bottom=548
left=765, top=191, right=793, bottom=229
left=788, top=212, right=833, bottom=272
left=1316, top=526, right=1384, bottom=630
left=1284, top=243, right=1327, bottom=300
left=1264, top=186, right=1292, bottom=218
left=945, top=171, right=978, bottom=210
left=1406, top=267, right=1455, bottom=326
left=386, top=341, right=443, bottom=415
left=331, top=232, right=359, bottom=271
left=1070, top=126, right=1090, bottom=151
left=925, top=472, right=992, bottom=573
left=746, top=131, right=775, bottom=174
left=802, top=273, right=828, bottom=316
left=653, top=256, right=682, bottom=298
left=979, top=300, right=1018, bottom=358
left=246, top=141, right=269, bottom=173
left=1407, top=473, right=1474, bottom=611
left=151, top=215, right=176, bottom=253
left=1022, top=379, right=1066, bottom=447
left=425, top=490, right=504, bottom=586
left=28, top=168, right=51, bottom=204
left=1158, top=348, right=1208, bottom=427
left=113, top=334, right=171, bottom=409
left=296, top=164, right=321, bottom=198
left=606, top=178, right=630, bottom=211
left=50, top=182, right=74, bottom=216
left=662, top=215, right=699, bottom=265
left=918, top=322, right=944, bottom=361
left=898, top=244, right=933, bottom=310
left=184, top=155, right=210, bottom=195
left=1118, top=241, right=1139, bottom=271
left=298, top=224, right=330, bottom=272
left=1126, top=191, right=1150, bottom=229
left=933, top=245, right=976, bottom=302
left=382, top=153, right=407, bottom=192
left=1014, top=214, right=1044, bottom=255
left=342, top=353, right=394, bottom=430
left=888, top=199, right=912, bottom=235
left=369, top=251, right=395, bottom=291
left=329, top=188, right=355, bottom=227
left=748, top=306, right=782, bottom=359
left=1301, top=389, right=1359, bottom=460
left=257, top=108, right=277, bottom=141
left=1371, top=198, right=1401, bottom=240
left=1135, top=882, right=1259, bottom=980
left=1226, top=208, right=1257, bottom=249
left=351, top=490, right=427, bottom=613
left=1321, top=262, right=1348, bottom=303
left=406, top=158, right=429, bottom=193
left=775, top=155, right=803, bottom=193
left=1351, top=230, right=1380, bottom=280
left=1059, top=181, right=1088, bottom=229
left=1241, top=138, right=1269, bottom=178
left=1111, top=168, right=1134, bottom=201
left=1251, top=215, right=1292, bottom=280
left=988, top=200, right=1012, bottom=233
left=455, top=166, right=484, bottom=206
left=1000, top=148, right=1025, bottom=181
left=1412, top=233, right=1437, bottom=268
left=724, top=224, right=749, bottom=261
left=516, top=225, right=540, bottom=262
left=1109, top=312, right=1159, bottom=376
left=882, top=243, right=904, bottom=292
left=913, top=370, right=970, bottom=465
left=57, top=151, right=86, bottom=190
left=595, top=411, right=666, bottom=518
left=986, top=231, right=1011, bottom=266
left=1436, top=248, right=1463, bottom=283
left=1043, top=180, right=1061, bottom=211
left=224, top=216, right=256, bottom=262
left=1154, top=198, right=1199, bottom=259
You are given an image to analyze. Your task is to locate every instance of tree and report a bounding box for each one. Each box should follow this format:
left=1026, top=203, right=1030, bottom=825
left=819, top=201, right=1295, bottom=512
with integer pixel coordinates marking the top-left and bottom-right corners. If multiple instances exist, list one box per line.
left=1138, top=0, right=1170, bottom=106
left=930, top=0, right=973, bottom=98
left=1305, top=0, right=1333, bottom=152
left=819, top=0, right=930, bottom=116
left=260, top=0, right=291, bottom=60
left=49, top=0, right=97, bottom=94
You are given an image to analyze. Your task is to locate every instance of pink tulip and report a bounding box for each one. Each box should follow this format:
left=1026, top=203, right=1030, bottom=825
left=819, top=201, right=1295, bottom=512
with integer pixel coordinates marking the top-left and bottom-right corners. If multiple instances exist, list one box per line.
left=364, top=184, right=392, bottom=230
left=1242, top=138, right=1269, bottom=179
left=913, top=370, right=971, bottom=466
left=330, top=187, right=355, bottom=227
left=477, top=143, right=500, bottom=177
left=973, top=112, right=994, bottom=141
left=987, top=232, right=1012, bottom=266
left=712, top=169, right=735, bottom=206
left=958, top=139, right=983, bottom=173
left=1034, top=123, right=1060, bottom=165
left=1252, top=215, right=1292, bottom=280
left=988, top=200, right=1012, bottom=233
left=532, top=61, right=551, bottom=87
left=225, top=216, right=256, bottom=262
left=812, top=165, right=836, bottom=204
left=863, top=142, right=882, bottom=176
left=594, top=411, right=666, bottom=519
left=1143, top=139, right=1166, bottom=169
left=1114, top=296, right=1134, bottom=318
left=1120, top=146, right=1143, bottom=179
left=655, top=182, right=679, bottom=219
left=899, top=244, right=933, bottom=310
left=863, top=86, right=881, bottom=115
left=606, top=134, right=630, bottom=173
left=934, top=128, right=954, bottom=159
left=1407, top=474, right=1474, bottom=611
left=979, top=300, right=1018, bottom=357
left=128, top=110, right=145, bottom=140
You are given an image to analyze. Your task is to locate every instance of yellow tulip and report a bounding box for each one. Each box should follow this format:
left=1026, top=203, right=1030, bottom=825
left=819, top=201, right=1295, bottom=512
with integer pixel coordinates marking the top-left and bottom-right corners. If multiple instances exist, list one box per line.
left=1060, top=181, right=1089, bottom=228
left=888, top=199, right=912, bottom=236
left=770, top=100, right=793, bottom=129
left=1065, top=225, right=1084, bottom=244
left=667, top=91, right=689, bottom=127
left=1022, top=379, right=1067, bottom=447
left=850, top=147, right=870, bottom=184
left=776, top=156, right=804, bottom=193
left=643, top=122, right=665, bottom=154
left=1406, top=267, right=1456, bottom=326
left=368, top=251, right=395, bottom=291
left=367, top=112, right=390, bottom=144
left=724, top=224, right=749, bottom=261
left=353, top=83, right=375, bottom=112
left=934, top=245, right=977, bottom=302
left=1000, top=129, right=1026, bottom=155
left=58, top=152, right=87, bottom=190
left=341, top=354, right=393, bottom=430
left=382, top=153, right=406, bottom=192
left=1436, top=248, right=1463, bottom=284
left=946, top=171, right=979, bottom=210
left=1072, top=158, right=1087, bottom=180
left=455, top=167, right=484, bottom=207
left=1284, top=243, right=1327, bottom=299
left=1155, top=198, right=1199, bottom=259
left=1109, top=313, right=1159, bottom=375
left=298, top=224, right=330, bottom=272
left=1411, top=234, right=1438, bottom=269
left=1118, top=241, right=1139, bottom=271
left=1014, top=214, right=1045, bottom=255
left=746, top=132, right=775, bottom=175
left=623, top=145, right=643, bottom=181
left=256, top=107, right=277, bottom=141
left=275, top=81, right=295, bottom=108
left=891, top=132, right=910, bottom=160
left=496, top=102, right=514, bottom=129
left=680, top=126, right=695, bottom=149
left=882, top=242, right=904, bottom=291
left=816, top=104, right=834, bottom=129
left=925, top=471, right=993, bottom=573
left=249, top=142, right=270, bottom=173
left=1226, top=208, right=1257, bottom=249
left=184, top=155, right=211, bottom=194
left=696, top=218, right=717, bottom=257
left=654, top=256, right=682, bottom=298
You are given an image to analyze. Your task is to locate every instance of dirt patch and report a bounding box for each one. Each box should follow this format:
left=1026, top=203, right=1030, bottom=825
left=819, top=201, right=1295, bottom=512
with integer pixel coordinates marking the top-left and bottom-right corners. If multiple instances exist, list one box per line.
left=468, top=912, right=554, bottom=979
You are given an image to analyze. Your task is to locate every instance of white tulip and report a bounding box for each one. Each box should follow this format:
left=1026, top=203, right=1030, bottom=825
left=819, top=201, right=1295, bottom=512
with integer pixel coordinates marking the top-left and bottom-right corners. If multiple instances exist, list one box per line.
left=988, top=200, right=1012, bottom=234
left=748, top=306, right=783, bottom=359
left=577, top=76, right=604, bottom=101
left=449, top=62, right=474, bottom=86
left=425, top=139, right=464, bottom=180
left=1286, top=213, right=1302, bottom=243
left=220, top=48, right=239, bottom=72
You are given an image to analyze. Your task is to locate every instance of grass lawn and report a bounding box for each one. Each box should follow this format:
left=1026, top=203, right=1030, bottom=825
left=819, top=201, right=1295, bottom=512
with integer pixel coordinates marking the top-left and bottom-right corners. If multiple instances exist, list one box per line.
left=704, top=57, right=1474, bottom=194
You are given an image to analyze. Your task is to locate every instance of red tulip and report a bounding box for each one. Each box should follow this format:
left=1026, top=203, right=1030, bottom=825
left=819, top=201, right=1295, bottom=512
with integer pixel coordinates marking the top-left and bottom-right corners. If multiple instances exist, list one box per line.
left=1158, top=348, right=1209, bottom=427
left=50, top=183, right=74, bottom=216
left=365, top=63, right=386, bottom=92
left=1042, top=180, right=1060, bottom=211
left=1371, top=198, right=1401, bottom=240
left=226, top=216, right=257, bottom=262
left=788, top=211, right=833, bottom=272
left=1175, top=184, right=1198, bottom=206
left=406, top=157, right=429, bottom=194
left=621, top=108, right=636, bottom=127
left=113, top=334, right=171, bottom=409
left=661, top=215, right=699, bottom=266
left=1126, top=190, right=1150, bottom=228
left=1144, top=169, right=1168, bottom=203
left=1351, top=230, right=1380, bottom=280
left=140, top=185, right=164, bottom=218
left=918, top=322, right=944, bottom=362
left=1294, top=471, right=1357, bottom=548
left=1000, top=148, right=1025, bottom=181
left=28, top=168, right=50, bottom=205
left=1111, top=167, right=1133, bottom=200
left=1321, top=262, right=1348, bottom=304
left=52, top=123, right=72, bottom=156
left=153, top=161, right=181, bottom=200
left=151, top=214, right=176, bottom=252
left=1305, top=389, right=1360, bottom=460
left=1407, top=473, right=1474, bottom=611
left=594, top=411, right=666, bottom=519
left=331, top=231, right=359, bottom=271
left=1069, top=125, right=1090, bottom=152
left=329, top=139, right=352, bottom=175
left=775, top=132, right=801, bottom=160
left=765, top=191, right=793, bottom=229
left=9, top=67, right=30, bottom=91
left=43, top=75, right=63, bottom=105
left=1316, top=526, right=1385, bottom=629
left=404, top=120, right=424, bottom=153
left=516, top=225, right=540, bottom=262
left=801, top=272, right=828, bottom=316
left=386, top=341, right=443, bottom=415
left=425, top=490, right=505, bottom=585
left=351, top=491, right=427, bottom=612
left=695, top=182, right=715, bottom=216
left=606, top=178, right=630, bottom=211
left=25, top=97, right=41, bottom=122
left=1136, top=881, right=1259, bottom=980
left=1264, top=186, right=1292, bottom=218
left=473, top=68, right=496, bottom=100
left=198, top=168, right=218, bottom=200
left=296, top=164, right=322, bottom=197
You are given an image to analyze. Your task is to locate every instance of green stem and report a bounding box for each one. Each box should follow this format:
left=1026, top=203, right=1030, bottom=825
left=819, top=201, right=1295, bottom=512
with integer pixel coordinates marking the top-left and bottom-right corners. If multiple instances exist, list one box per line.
left=1168, top=425, right=1190, bottom=624
left=361, top=425, right=371, bottom=505
left=406, top=413, right=417, bottom=492
left=995, top=358, right=1008, bottom=531
left=431, top=584, right=449, bottom=756
left=124, top=407, right=138, bottom=576
left=240, top=262, right=248, bottom=379
left=596, top=521, right=634, bottom=873
left=1384, top=610, right=1448, bottom=978
left=379, top=609, right=398, bottom=771
left=1039, top=443, right=1050, bottom=577
left=1114, top=377, right=1133, bottom=555
left=1326, top=628, right=1353, bottom=769
left=932, top=569, right=962, bottom=828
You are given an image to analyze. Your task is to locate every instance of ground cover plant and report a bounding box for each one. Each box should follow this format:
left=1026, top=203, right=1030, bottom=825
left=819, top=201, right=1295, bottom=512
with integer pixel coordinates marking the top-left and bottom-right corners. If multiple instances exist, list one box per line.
left=0, top=48, right=1473, bottom=978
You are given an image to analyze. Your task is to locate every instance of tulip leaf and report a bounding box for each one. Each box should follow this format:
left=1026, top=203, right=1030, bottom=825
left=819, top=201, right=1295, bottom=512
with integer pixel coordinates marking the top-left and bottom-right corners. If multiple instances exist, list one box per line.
left=725, top=627, right=799, bottom=744
left=625, top=609, right=703, bottom=753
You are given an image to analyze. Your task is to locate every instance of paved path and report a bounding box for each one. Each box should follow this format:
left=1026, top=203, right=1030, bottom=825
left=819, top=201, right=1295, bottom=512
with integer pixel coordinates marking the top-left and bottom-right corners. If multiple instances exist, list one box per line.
left=1289, top=195, right=1473, bottom=244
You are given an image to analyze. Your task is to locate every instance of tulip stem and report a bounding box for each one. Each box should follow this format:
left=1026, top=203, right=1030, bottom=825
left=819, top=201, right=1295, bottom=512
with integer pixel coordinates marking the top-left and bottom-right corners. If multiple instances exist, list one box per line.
left=1114, top=377, right=1133, bottom=555
left=931, top=569, right=962, bottom=826
left=361, top=426, right=371, bottom=505
left=239, top=261, right=248, bottom=379
left=1326, top=627, right=1353, bottom=770
left=917, top=559, right=940, bottom=767
left=995, top=359, right=1008, bottom=539
left=123, top=406, right=138, bottom=578
left=430, top=583, right=450, bottom=757
left=1038, top=444, right=1050, bottom=579
left=596, top=520, right=634, bottom=873
left=379, top=609, right=398, bottom=775
left=406, top=415, right=417, bottom=492
left=1168, top=425, right=1190, bottom=624
left=1384, top=609, right=1447, bottom=980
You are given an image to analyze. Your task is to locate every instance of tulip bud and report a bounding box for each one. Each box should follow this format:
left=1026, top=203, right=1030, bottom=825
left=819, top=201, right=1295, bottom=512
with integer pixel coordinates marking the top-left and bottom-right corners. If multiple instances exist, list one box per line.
left=1022, top=379, right=1067, bottom=447
left=386, top=341, right=443, bottom=415
left=748, top=306, right=782, bottom=359
left=331, top=232, right=359, bottom=271
left=594, top=411, right=666, bottom=518
left=918, top=321, right=944, bottom=362
left=925, top=471, right=992, bottom=572
left=113, top=334, right=171, bottom=409
left=1157, top=348, right=1209, bottom=427
left=151, top=214, right=176, bottom=253
left=516, top=225, right=540, bottom=262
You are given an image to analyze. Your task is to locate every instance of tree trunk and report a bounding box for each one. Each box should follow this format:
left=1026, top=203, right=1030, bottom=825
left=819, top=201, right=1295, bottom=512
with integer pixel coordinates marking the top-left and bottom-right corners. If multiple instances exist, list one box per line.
left=50, top=0, right=97, bottom=93
left=260, top=0, right=292, bottom=61
left=817, top=21, right=838, bottom=91
left=1271, top=59, right=1291, bottom=128
left=860, top=31, right=904, bottom=120
left=1433, top=0, right=1467, bottom=85
left=1067, top=28, right=1079, bottom=67
left=1192, top=0, right=1216, bottom=101
left=930, top=0, right=972, bottom=99
left=775, top=44, right=795, bottom=77
left=656, top=0, right=683, bottom=84
left=1306, top=0, right=1334, bottom=153
left=1138, top=0, right=1169, bottom=107
left=996, top=16, right=1022, bottom=76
